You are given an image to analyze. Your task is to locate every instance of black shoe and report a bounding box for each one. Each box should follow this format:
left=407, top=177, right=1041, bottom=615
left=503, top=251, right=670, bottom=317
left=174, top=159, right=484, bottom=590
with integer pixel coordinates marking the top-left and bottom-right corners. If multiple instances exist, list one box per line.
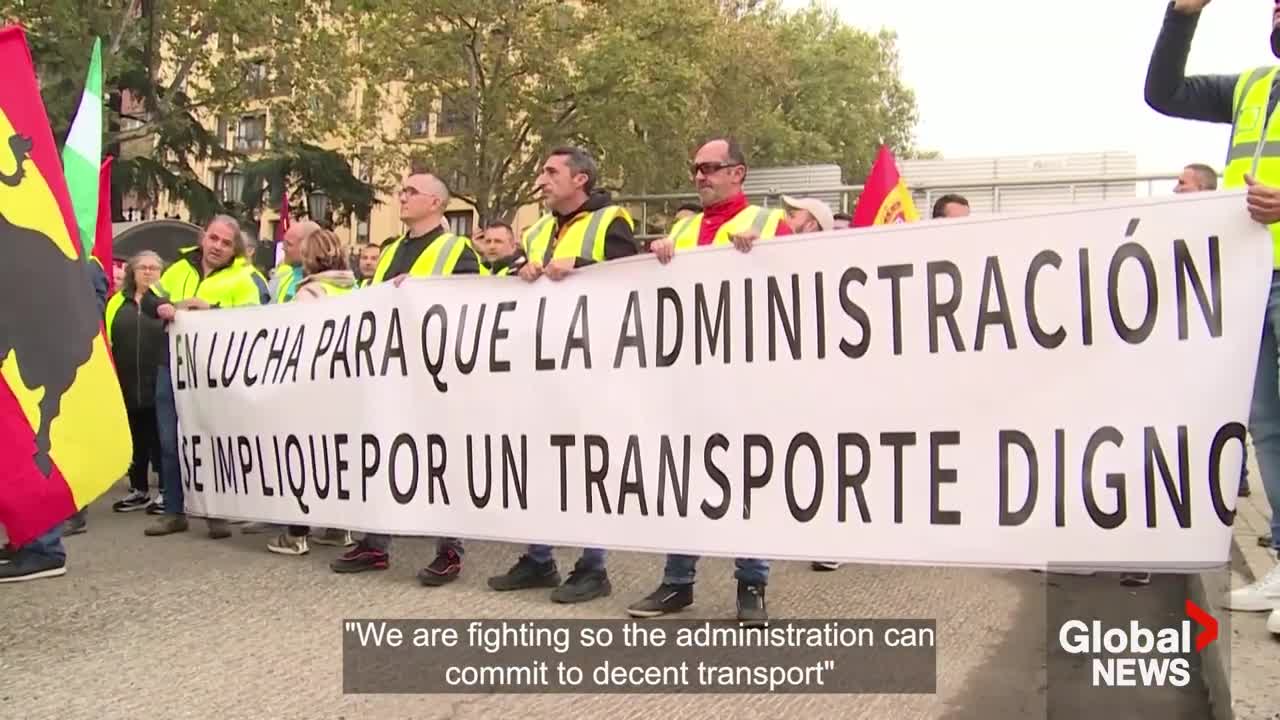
left=145, top=496, right=165, bottom=515
left=0, top=552, right=66, bottom=583
left=330, top=544, right=389, bottom=573
left=627, top=583, right=694, bottom=618
left=1119, top=572, right=1151, bottom=587
left=112, top=490, right=151, bottom=513
left=417, top=547, right=463, bottom=587
left=62, top=514, right=87, bottom=537
left=551, top=563, right=611, bottom=604
left=736, top=581, right=768, bottom=626
left=488, top=554, right=561, bottom=591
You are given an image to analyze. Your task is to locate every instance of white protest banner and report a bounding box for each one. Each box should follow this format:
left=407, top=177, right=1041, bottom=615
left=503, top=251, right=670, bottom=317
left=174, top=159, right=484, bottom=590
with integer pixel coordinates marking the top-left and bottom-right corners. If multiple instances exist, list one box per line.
left=171, top=193, right=1269, bottom=570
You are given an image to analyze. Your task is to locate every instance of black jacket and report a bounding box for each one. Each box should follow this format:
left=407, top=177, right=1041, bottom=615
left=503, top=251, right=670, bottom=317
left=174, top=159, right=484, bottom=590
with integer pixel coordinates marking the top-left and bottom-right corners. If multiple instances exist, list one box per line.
left=110, top=295, right=166, bottom=410
left=541, top=191, right=638, bottom=268
left=1144, top=2, right=1268, bottom=125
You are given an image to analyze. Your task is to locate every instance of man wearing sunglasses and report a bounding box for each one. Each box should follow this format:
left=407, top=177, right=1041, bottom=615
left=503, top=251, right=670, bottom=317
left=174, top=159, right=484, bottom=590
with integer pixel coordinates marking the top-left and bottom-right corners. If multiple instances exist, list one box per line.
left=632, top=137, right=790, bottom=627
left=649, top=137, right=791, bottom=265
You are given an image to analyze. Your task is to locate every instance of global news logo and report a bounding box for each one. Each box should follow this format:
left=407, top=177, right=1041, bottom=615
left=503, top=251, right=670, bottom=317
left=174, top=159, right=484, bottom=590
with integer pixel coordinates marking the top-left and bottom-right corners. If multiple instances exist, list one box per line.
left=1058, top=600, right=1218, bottom=688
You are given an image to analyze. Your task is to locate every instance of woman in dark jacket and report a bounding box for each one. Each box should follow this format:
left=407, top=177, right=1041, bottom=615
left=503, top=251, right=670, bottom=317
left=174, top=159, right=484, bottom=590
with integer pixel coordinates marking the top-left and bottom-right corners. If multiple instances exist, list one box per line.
left=105, top=251, right=166, bottom=512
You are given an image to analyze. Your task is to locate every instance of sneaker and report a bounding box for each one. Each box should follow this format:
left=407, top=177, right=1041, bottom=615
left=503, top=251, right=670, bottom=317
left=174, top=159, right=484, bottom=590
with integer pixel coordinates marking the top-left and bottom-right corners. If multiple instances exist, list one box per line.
left=330, top=544, right=389, bottom=573
left=267, top=532, right=309, bottom=556
left=488, top=555, right=561, bottom=592
left=240, top=522, right=276, bottom=535
left=811, top=561, right=841, bottom=572
left=312, top=528, right=356, bottom=547
left=417, top=547, right=463, bottom=587
left=62, top=513, right=87, bottom=537
left=112, top=490, right=151, bottom=513
left=1268, top=608, right=1280, bottom=636
left=1222, top=560, right=1280, bottom=612
left=551, top=563, right=611, bottom=604
left=206, top=519, right=231, bottom=540
left=0, top=552, right=66, bottom=583
left=627, top=583, right=694, bottom=618
left=737, top=581, right=768, bottom=627
left=1120, top=572, right=1152, bottom=587
left=145, top=495, right=165, bottom=515
left=144, top=514, right=189, bottom=536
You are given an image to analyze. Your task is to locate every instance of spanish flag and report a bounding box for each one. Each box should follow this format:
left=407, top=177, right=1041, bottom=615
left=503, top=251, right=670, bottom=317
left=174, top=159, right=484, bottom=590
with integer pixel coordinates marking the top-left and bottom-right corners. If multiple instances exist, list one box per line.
left=0, top=25, right=131, bottom=547
left=852, top=144, right=920, bottom=227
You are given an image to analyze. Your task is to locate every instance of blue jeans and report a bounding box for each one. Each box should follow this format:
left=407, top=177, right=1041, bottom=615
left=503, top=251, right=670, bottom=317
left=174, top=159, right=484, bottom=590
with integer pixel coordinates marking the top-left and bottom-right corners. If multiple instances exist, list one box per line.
left=155, top=364, right=183, bottom=515
left=21, top=524, right=65, bottom=561
left=663, top=554, right=769, bottom=586
left=1248, top=271, right=1280, bottom=550
left=528, top=544, right=606, bottom=570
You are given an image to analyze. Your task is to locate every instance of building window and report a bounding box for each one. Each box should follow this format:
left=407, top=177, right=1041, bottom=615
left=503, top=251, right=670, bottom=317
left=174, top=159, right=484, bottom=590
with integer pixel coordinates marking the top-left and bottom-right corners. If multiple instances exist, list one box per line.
left=436, top=94, right=471, bottom=137
left=235, top=114, right=267, bottom=151
left=445, top=210, right=473, bottom=238
left=246, top=61, right=269, bottom=98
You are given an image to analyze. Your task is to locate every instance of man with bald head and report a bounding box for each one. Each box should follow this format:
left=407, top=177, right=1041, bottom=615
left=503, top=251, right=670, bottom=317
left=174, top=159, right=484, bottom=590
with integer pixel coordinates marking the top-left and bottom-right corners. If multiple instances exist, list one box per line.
left=269, top=220, right=320, bottom=303
left=330, top=171, right=484, bottom=584
left=635, top=137, right=788, bottom=627
left=649, top=137, right=789, bottom=263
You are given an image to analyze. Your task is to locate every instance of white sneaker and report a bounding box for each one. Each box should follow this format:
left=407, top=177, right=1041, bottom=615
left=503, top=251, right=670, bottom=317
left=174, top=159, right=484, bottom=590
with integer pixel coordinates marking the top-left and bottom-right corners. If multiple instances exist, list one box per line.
left=1268, top=609, right=1280, bottom=635
left=1221, top=560, right=1280, bottom=612
left=266, top=533, right=309, bottom=556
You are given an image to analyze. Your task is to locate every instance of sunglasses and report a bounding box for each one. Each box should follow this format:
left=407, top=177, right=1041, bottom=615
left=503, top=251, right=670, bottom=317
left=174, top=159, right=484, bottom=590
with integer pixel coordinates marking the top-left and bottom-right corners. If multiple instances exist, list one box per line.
left=690, top=161, right=742, bottom=178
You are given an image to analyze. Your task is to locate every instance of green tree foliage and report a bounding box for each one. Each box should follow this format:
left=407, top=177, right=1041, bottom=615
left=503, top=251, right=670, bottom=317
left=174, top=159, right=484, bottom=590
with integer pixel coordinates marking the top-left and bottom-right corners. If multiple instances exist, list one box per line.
left=5, top=0, right=375, bottom=223
left=355, top=0, right=920, bottom=221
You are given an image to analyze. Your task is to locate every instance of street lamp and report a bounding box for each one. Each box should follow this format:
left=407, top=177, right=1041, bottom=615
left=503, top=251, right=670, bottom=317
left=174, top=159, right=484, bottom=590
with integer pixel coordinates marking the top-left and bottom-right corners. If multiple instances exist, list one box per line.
left=308, top=188, right=330, bottom=226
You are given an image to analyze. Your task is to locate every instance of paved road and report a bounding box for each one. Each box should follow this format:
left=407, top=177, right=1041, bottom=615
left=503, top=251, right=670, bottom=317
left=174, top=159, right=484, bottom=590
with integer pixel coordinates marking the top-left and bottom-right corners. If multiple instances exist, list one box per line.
left=1, top=486, right=1212, bottom=720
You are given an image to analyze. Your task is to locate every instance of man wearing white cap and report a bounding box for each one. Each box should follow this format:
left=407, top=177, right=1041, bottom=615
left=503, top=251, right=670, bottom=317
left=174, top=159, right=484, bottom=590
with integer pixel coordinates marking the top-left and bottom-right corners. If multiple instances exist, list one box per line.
left=781, top=195, right=834, bottom=234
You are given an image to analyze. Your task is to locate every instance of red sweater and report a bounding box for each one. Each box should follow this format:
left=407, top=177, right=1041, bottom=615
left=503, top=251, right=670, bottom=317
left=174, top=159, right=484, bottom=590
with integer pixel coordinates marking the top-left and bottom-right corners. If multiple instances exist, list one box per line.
left=697, top=192, right=792, bottom=246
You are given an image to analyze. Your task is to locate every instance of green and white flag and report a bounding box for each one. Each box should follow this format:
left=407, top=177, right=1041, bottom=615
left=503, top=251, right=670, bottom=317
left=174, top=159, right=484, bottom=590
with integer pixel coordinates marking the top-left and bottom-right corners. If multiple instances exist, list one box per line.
left=61, top=37, right=102, bottom=255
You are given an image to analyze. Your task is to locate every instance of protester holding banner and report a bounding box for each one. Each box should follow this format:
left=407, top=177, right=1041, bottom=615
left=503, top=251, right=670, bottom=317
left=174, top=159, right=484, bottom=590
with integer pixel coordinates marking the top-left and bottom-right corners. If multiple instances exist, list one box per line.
left=780, top=195, right=834, bottom=233
left=267, top=228, right=357, bottom=556
left=141, top=216, right=269, bottom=539
left=486, top=147, right=636, bottom=604
left=1145, top=0, right=1280, bottom=626
left=329, top=172, right=485, bottom=584
left=633, top=137, right=787, bottom=625
left=649, top=138, right=790, bottom=265
left=104, top=251, right=166, bottom=513
left=268, top=221, right=312, bottom=304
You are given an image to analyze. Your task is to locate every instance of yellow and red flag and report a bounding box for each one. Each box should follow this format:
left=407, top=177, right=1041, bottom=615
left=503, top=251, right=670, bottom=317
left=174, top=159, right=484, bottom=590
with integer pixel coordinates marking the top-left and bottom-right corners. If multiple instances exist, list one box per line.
left=0, top=25, right=130, bottom=547
left=852, top=144, right=920, bottom=227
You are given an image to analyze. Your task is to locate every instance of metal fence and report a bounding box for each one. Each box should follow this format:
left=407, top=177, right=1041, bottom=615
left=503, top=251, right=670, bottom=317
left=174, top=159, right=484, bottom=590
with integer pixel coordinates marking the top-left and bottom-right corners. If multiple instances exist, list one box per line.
left=617, top=172, right=1189, bottom=242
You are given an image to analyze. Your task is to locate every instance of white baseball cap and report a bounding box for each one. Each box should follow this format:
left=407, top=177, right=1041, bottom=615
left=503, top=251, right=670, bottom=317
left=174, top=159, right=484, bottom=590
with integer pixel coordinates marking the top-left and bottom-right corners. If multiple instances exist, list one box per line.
left=780, top=195, right=835, bottom=232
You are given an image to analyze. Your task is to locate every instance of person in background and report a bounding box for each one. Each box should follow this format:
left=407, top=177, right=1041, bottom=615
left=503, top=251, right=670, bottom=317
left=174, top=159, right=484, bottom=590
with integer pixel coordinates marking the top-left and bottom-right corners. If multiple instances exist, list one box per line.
left=105, top=251, right=166, bottom=513
left=672, top=202, right=701, bottom=225
left=268, top=221, right=314, bottom=303
left=329, top=172, right=485, bottom=584
left=266, top=228, right=357, bottom=556
left=639, top=136, right=790, bottom=626
left=355, top=242, right=384, bottom=288
left=931, top=193, right=970, bottom=219
left=1144, top=0, right=1280, bottom=632
left=1175, top=163, right=1218, bottom=194
left=474, top=221, right=523, bottom=274
left=780, top=195, right=834, bottom=234
left=111, top=259, right=126, bottom=291
left=141, top=215, right=269, bottom=539
left=486, top=146, right=636, bottom=605
left=832, top=212, right=853, bottom=230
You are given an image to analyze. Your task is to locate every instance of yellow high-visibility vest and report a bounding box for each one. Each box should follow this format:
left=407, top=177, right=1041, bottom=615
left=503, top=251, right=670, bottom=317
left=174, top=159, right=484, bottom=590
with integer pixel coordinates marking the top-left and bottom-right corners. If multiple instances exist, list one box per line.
left=152, top=251, right=266, bottom=308
left=371, top=232, right=486, bottom=282
left=104, top=291, right=125, bottom=346
left=666, top=205, right=785, bottom=250
left=521, top=206, right=634, bottom=266
left=1225, top=65, right=1280, bottom=267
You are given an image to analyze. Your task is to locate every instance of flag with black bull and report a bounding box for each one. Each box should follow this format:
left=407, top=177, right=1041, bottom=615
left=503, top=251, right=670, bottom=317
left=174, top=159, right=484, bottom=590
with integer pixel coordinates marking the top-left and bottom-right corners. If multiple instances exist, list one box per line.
left=0, top=25, right=131, bottom=547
